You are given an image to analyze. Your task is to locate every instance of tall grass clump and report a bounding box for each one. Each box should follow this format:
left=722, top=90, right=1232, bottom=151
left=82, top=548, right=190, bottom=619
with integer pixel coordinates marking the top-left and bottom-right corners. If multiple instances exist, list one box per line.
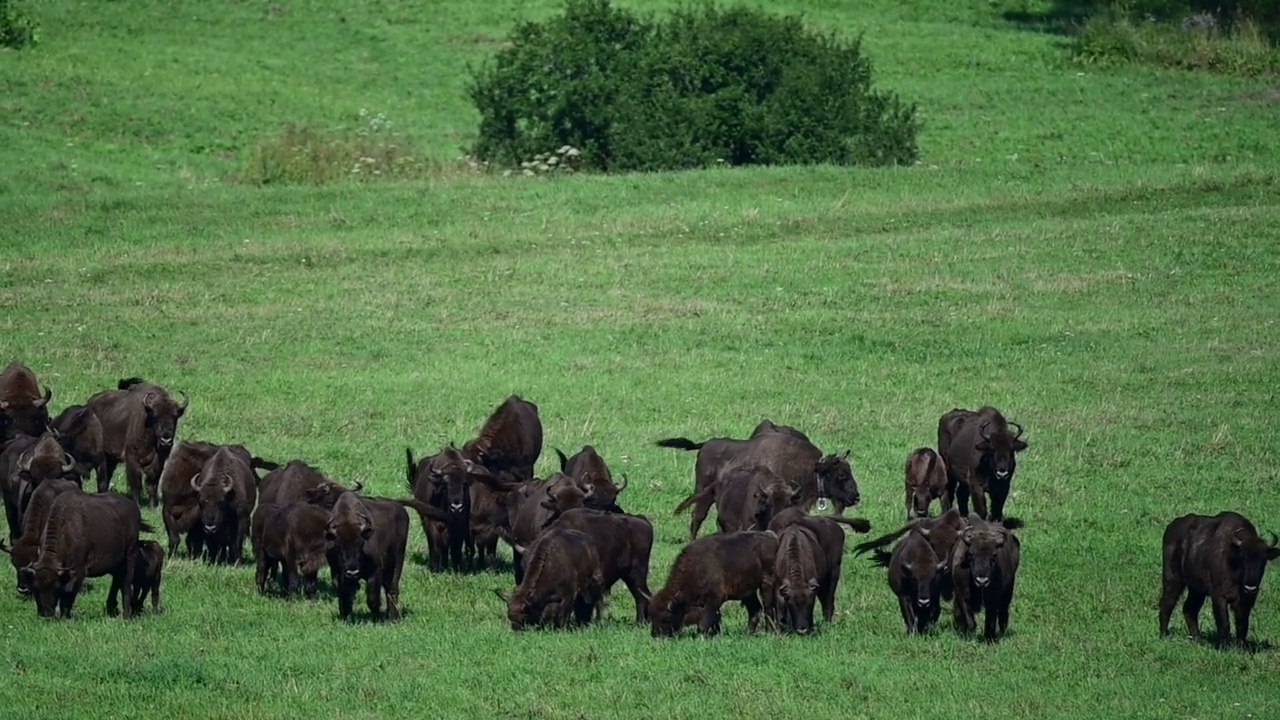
left=0, top=0, right=39, bottom=49
left=1071, top=9, right=1280, bottom=75
left=467, top=0, right=919, bottom=173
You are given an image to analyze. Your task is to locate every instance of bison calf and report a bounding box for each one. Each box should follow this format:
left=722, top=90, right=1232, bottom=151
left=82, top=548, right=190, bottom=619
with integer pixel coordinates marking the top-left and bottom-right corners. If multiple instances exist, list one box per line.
left=767, top=508, right=868, bottom=632
left=651, top=530, right=779, bottom=638
left=1159, top=511, right=1280, bottom=649
left=252, top=502, right=335, bottom=599
left=888, top=530, right=947, bottom=634
left=951, top=515, right=1021, bottom=641
left=904, top=447, right=947, bottom=520
left=130, top=540, right=165, bottom=614
left=544, top=508, right=654, bottom=622
left=498, top=526, right=603, bottom=631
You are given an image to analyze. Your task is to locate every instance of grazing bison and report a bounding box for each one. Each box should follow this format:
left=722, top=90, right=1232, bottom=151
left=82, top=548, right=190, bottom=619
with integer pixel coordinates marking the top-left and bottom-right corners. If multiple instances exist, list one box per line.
left=937, top=406, right=1026, bottom=522
left=657, top=426, right=859, bottom=540
left=1, top=432, right=76, bottom=540
left=87, top=377, right=189, bottom=507
left=650, top=530, right=779, bottom=638
left=904, top=447, right=947, bottom=520
left=497, top=526, right=604, bottom=631
left=19, top=491, right=148, bottom=619
left=191, top=445, right=258, bottom=564
left=767, top=508, right=870, bottom=629
left=0, top=360, right=52, bottom=441
left=1159, top=511, right=1280, bottom=649
left=888, top=530, right=947, bottom=634
left=325, top=492, right=411, bottom=622
left=555, top=445, right=628, bottom=512
left=771, top=524, right=829, bottom=634
left=462, top=394, right=544, bottom=481
left=251, top=502, right=334, bottom=599
left=406, top=446, right=518, bottom=573
left=951, top=515, right=1021, bottom=641
left=675, top=466, right=801, bottom=536
left=130, top=540, right=165, bottom=614
left=544, top=507, right=654, bottom=622
left=160, top=440, right=277, bottom=558
left=506, top=473, right=595, bottom=583
left=3, top=477, right=81, bottom=593
left=49, top=405, right=105, bottom=491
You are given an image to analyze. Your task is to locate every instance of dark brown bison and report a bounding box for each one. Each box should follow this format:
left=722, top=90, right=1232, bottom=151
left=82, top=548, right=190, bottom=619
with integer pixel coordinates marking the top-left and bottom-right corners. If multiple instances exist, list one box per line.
left=130, top=540, right=165, bottom=614
left=87, top=377, right=189, bottom=507
left=462, top=394, right=544, bottom=481
left=252, top=502, right=334, bottom=598
left=767, top=508, right=870, bottom=631
left=675, top=466, right=801, bottom=536
left=406, top=445, right=519, bottom=573
left=771, top=524, right=829, bottom=634
left=19, top=491, right=149, bottom=619
left=888, top=529, right=947, bottom=634
left=506, top=473, right=595, bottom=583
left=650, top=530, right=779, bottom=638
left=750, top=419, right=811, bottom=442
left=854, top=508, right=971, bottom=602
left=497, top=526, right=603, bottom=631
left=1, top=432, right=76, bottom=540
left=937, top=406, right=1026, bottom=522
left=1159, top=511, right=1280, bottom=649
left=951, top=515, right=1021, bottom=641
left=326, top=491, right=411, bottom=622
left=554, top=445, right=628, bottom=512
left=544, top=507, right=654, bottom=622
left=49, top=405, right=105, bottom=491
left=0, top=360, right=52, bottom=441
left=258, top=459, right=355, bottom=509
left=904, top=447, right=947, bottom=520
left=657, top=426, right=859, bottom=539
left=3, top=477, right=81, bottom=593
left=191, top=445, right=258, bottom=564
left=159, top=440, right=277, bottom=558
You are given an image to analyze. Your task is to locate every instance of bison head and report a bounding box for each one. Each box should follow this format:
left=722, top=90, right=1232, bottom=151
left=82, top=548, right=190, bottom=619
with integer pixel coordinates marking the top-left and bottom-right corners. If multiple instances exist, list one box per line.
left=424, top=447, right=494, bottom=516
left=0, top=385, right=52, bottom=440
left=776, top=576, right=821, bottom=634
left=649, top=588, right=686, bottom=638
left=1233, top=529, right=1280, bottom=595
left=814, top=450, right=860, bottom=510
left=303, top=480, right=362, bottom=510
left=143, top=390, right=189, bottom=449
left=960, top=524, right=1007, bottom=589
left=900, top=546, right=947, bottom=613
left=539, top=475, right=592, bottom=521
left=975, top=421, right=1026, bottom=484
left=751, top=480, right=803, bottom=531
left=326, top=494, right=373, bottom=581
left=192, top=471, right=237, bottom=535
left=20, top=561, right=72, bottom=618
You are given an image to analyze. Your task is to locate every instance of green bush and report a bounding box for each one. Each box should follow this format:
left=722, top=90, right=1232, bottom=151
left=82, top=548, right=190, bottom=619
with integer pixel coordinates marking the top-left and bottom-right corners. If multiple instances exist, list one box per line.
left=467, top=0, right=919, bottom=173
left=1, top=0, right=40, bottom=50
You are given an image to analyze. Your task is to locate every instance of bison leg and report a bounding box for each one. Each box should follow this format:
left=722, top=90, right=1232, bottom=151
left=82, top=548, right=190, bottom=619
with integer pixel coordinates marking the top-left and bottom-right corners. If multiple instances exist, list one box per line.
left=969, top=486, right=989, bottom=521
left=988, top=482, right=1009, bottom=523
left=898, top=596, right=917, bottom=634
left=105, top=573, right=122, bottom=618
left=1210, top=596, right=1232, bottom=649
left=688, top=492, right=715, bottom=541
left=303, top=572, right=319, bottom=599
left=385, top=547, right=405, bottom=622
left=623, top=575, right=652, bottom=623
left=283, top=561, right=301, bottom=599
left=742, top=594, right=764, bottom=635
left=3, top=499, right=21, bottom=543
left=953, top=593, right=976, bottom=635
left=954, top=481, right=970, bottom=516
left=512, top=549, right=525, bottom=585
left=151, top=577, right=163, bottom=613
left=144, top=470, right=162, bottom=510
left=982, top=598, right=1000, bottom=641
left=254, top=551, right=270, bottom=594
left=121, top=550, right=136, bottom=620
left=97, top=457, right=117, bottom=494
left=336, top=580, right=356, bottom=621
left=1158, top=576, right=1185, bottom=638
left=697, top=602, right=724, bottom=637
left=1181, top=591, right=1206, bottom=641
left=819, top=578, right=838, bottom=624
left=124, top=462, right=144, bottom=506
left=997, top=592, right=1011, bottom=636
left=1233, top=603, right=1252, bottom=647
left=365, top=575, right=384, bottom=621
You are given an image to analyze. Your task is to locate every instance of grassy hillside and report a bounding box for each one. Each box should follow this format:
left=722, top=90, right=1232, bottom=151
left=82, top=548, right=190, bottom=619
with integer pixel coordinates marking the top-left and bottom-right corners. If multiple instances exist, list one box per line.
left=2, top=1, right=1279, bottom=719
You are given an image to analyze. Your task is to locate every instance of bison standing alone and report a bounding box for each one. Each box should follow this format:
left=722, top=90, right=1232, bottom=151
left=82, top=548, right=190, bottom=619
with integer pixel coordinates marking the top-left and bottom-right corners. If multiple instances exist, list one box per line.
left=937, top=406, right=1026, bottom=522
left=87, top=378, right=189, bottom=507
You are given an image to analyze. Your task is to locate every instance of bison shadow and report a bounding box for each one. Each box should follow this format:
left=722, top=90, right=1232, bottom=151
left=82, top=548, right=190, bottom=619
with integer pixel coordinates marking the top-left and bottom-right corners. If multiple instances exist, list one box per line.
left=331, top=606, right=417, bottom=625
left=1194, top=633, right=1277, bottom=654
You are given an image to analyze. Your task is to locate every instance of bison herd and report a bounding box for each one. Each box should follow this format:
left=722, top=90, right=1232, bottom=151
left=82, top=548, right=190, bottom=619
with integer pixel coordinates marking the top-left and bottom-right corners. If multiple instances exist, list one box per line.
left=1, top=358, right=1276, bottom=648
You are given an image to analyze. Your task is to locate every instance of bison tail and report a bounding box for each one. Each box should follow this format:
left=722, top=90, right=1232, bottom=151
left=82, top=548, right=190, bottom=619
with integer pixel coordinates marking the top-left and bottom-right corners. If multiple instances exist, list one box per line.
left=1000, top=516, right=1026, bottom=530
left=117, top=377, right=147, bottom=390
left=672, top=492, right=702, bottom=515
left=554, top=447, right=569, bottom=471
left=870, top=548, right=893, bottom=568
left=251, top=456, right=280, bottom=473
left=852, top=525, right=912, bottom=556
left=655, top=437, right=704, bottom=451
left=830, top=517, right=872, bottom=534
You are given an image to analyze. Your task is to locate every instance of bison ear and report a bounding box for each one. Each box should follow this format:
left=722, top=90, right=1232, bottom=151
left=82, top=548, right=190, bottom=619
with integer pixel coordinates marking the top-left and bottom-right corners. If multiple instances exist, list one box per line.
left=1012, top=439, right=1028, bottom=452
left=220, top=475, right=234, bottom=494
left=493, top=588, right=510, bottom=603
left=807, top=578, right=820, bottom=592
left=324, top=524, right=337, bottom=541
left=56, top=567, right=72, bottom=581
left=1266, top=547, right=1280, bottom=562
left=360, top=524, right=374, bottom=540
left=962, top=527, right=974, bottom=545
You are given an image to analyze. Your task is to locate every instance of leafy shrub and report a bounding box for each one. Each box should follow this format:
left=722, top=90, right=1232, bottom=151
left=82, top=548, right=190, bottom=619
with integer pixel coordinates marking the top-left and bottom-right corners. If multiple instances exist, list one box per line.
left=1071, top=10, right=1279, bottom=75
left=239, top=110, right=470, bottom=186
left=467, top=0, right=919, bottom=173
left=1, top=0, right=40, bottom=50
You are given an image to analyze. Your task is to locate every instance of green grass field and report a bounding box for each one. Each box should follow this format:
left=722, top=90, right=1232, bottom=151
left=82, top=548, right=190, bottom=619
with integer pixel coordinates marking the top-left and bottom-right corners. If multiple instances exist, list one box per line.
left=3, top=0, right=1280, bottom=718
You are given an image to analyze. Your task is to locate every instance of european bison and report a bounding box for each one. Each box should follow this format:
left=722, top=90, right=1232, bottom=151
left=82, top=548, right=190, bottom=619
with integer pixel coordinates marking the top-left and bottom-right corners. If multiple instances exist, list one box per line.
left=544, top=507, right=654, bottom=622
left=406, top=445, right=518, bottom=573
left=888, top=529, right=947, bottom=634
left=251, top=502, right=333, bottom=599
left=650, top=530, right=779, bottom=638
left=462, top=394, right=544, bottom=482
left=258, top=459, right=354, bottom=509
left=675, top=466, right=801, bottom=536
left=87, top=377, right=189, bottom=507
left=767, top=508, right=870, bottom=631
left=854, top=508, right=970, bottom=601
left=1159, top=511, right=1280, bottom=649
left=951, top=515, right=1021, bottom=641
left=1, top=431, right=76, bottom=540
left=0, top=360, right=52, bottom=441
left=904, top=447, right=947, bottom=520
left=937, top=406, right=1026, bottom=522
left=159, top=442, right=278, bottom=559
left=130, top=540, right=165, bottom=614
left=191, top=445, right=258, bottom=564
left=507, top=473, right=594, bottom=583
left=657, top=426, right=860, bottom=539
left=19, top=491, right=149, bottom=619
left=497, top=526, right=603, bottom=631
left=555, top=445, right=628, bottom=512
left=3, top=477, right=81, bottom=593
left=326, top=491, right=411, bottom=622
left=771, top=524, right=829, bottom=634
left=50, top=405, right=105, bottom=491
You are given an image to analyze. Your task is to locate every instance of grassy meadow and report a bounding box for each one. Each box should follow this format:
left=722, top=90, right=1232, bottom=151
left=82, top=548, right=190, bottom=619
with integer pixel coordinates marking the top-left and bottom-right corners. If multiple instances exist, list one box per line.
left=3, top=0, right=1280, bottom=718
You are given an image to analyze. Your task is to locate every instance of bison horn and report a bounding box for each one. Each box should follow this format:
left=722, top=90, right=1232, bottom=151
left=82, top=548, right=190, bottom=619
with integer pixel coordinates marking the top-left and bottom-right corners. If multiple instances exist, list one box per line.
left=33, top=386, right=52, bottom=409
left=978, top=421, right=993, bottom=441
left=190, top=473, right=202, bottom=491
left=544, top=484, right=555, bottom=499
left=178, top=391, right=190, bottom=412
left=351, top=480, right=364, bottom=493
left=143, top=391, right=158, bottom=409
left=1009, top=421, right=1024, bottom=439
left=1269, top=531, right=1279, bottom=549
left=918, top=526, right=932, bottom=538
left=616, top=474, right=628, bottom=492
left=839, top=449, right=850, bottom=460
left=17, top=451, right=33, bottom=473
left=61, top=453, right=75, bottom=474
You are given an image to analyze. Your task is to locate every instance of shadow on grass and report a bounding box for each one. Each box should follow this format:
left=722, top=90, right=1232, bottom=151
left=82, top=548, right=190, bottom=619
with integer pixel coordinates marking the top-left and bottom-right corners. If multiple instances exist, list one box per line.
left=1193, top=631, right=1277, bottom=653
left=408, top=550, right=516, bottom=575
left=1001, top=1, right=1095, bottom=36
